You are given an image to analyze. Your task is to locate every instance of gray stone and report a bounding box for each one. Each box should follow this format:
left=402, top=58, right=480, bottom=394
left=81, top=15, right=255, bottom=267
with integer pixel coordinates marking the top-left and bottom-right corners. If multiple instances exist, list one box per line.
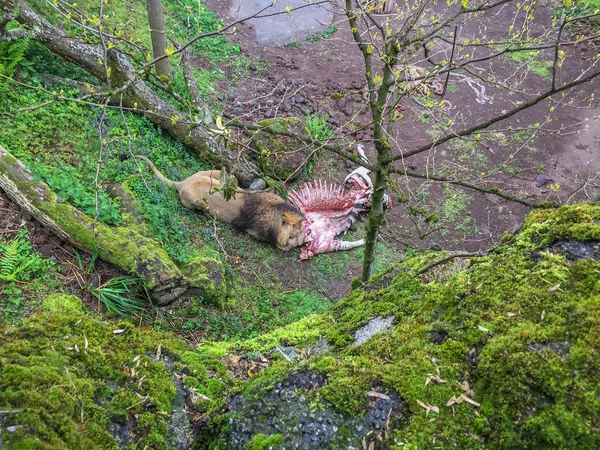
left=354, top=316, right=395, bottom=345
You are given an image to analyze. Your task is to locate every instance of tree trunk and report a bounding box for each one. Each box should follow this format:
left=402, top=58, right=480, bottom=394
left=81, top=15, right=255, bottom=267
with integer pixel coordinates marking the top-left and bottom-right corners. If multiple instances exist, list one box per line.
left=0, top=0, right=259, bottom=185
left=146, top=0, right=170, bottom=78
left=0, top=145, right=192, bottom=305
left=360, top=167, right=388, bottom=282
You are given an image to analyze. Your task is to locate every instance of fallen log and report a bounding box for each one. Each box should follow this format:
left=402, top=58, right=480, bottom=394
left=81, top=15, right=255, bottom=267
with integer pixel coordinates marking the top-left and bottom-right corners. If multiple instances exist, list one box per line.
left=0, top=145, right=224, bottom=305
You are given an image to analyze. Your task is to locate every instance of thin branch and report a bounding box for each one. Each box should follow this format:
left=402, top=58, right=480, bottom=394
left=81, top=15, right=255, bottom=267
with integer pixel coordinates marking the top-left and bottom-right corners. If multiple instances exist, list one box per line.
left=416, top=251, right=482, bottom=275
left=393, top=168, right=538, bottom=207
left=386, top=68, right=600, bottom=164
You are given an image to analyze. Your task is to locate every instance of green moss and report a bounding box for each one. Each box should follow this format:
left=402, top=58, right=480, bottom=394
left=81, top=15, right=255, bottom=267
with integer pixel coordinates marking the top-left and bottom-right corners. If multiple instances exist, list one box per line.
left=245, top=433, right=283, bottom=450
left=41, top=293, right=85, bottom=314
left=516, top=204, right=600, bottom=248
left=183, top=248, right=227, bottom=303
left=0, top=312, right=187, bottom=449
left=195, top=205, right=600, bottom=449
left=2, top=153, right=18, bottom=165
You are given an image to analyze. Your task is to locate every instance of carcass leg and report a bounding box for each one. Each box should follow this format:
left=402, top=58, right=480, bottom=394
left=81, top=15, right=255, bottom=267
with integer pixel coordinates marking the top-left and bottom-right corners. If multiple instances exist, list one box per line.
left=336, top=239, right=365, bottom=251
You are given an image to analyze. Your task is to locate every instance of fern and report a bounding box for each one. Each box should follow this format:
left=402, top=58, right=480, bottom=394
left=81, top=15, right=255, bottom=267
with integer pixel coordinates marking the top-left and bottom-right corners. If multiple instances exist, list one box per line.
left=0, top=21, right=30, bottom=98
left=0, top=238, right=35, bottom=282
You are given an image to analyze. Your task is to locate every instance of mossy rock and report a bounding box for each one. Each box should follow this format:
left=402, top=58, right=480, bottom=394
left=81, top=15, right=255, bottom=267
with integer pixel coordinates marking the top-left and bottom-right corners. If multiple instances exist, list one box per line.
left=182, top=247, right=227, bottom=304
left=2, top=205, right=600, bottom=449
left=251, top=117, right=312, bottom=181
left=0, top=313, right=190, bottom=449
left=194, top=204, right=600, bottom=449
left=41, top=293, right=85, bottom=314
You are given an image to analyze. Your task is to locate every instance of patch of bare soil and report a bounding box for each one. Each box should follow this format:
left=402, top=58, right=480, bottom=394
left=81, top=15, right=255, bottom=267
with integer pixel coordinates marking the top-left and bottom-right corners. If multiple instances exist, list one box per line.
left=209, top=0, right=600, bottom=257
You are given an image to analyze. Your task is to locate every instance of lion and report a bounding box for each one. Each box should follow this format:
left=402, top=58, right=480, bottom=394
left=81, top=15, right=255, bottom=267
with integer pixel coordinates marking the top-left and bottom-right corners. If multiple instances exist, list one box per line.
left=133, top=155, right=305, bottom=251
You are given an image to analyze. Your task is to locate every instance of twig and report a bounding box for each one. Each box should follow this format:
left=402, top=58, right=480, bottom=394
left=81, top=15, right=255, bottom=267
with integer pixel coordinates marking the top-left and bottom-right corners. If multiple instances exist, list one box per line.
left=441, top=26, right=458, bottom=98
left=275, top=346, right=293, bottom=363
left=416, top=251, right=482, bottom=275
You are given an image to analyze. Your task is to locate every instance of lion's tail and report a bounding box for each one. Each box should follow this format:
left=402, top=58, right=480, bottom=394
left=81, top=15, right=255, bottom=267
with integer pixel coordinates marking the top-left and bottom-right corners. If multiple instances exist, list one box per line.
left=133, top=155, right=178, bottom=189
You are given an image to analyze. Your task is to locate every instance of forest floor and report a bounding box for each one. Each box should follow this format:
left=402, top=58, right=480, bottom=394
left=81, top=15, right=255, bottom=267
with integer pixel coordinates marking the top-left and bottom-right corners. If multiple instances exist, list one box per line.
left=210, top=0, right=600, bottom=252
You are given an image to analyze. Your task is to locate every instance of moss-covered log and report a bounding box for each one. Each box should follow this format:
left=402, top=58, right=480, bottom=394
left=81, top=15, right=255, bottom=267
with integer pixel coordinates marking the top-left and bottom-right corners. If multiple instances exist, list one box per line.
left=0, top=144, right=188, bottom=305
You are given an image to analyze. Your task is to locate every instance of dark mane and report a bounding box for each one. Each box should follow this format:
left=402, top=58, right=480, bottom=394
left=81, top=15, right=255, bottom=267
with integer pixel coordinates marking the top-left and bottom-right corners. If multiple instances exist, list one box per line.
left=233, top=193, right=302, bottom=244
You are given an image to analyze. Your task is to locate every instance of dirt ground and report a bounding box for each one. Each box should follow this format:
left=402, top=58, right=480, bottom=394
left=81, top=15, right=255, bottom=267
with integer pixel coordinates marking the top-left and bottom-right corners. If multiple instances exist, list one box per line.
left=209, top=0, right=600, bottom=252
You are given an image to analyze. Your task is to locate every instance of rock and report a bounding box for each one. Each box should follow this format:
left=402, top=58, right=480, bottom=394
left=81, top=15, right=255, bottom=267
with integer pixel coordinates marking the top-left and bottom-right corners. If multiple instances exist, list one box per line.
left=249, top=63, right=257, bottom=71
left=249, top=178, right=267, bottom=190
left=535, top=173, right=554, bottom=187
left=354, top=316, right=395, bottom=345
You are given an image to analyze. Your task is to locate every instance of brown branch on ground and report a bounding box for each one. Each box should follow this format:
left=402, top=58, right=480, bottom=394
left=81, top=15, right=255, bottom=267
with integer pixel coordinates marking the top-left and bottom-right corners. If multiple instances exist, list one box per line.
left=416, top=252, right=482, bottom=275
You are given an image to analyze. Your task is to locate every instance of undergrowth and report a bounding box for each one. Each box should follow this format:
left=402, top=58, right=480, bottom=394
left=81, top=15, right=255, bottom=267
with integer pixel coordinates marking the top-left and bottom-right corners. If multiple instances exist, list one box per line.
left=0, top=229, right=58, bottom=322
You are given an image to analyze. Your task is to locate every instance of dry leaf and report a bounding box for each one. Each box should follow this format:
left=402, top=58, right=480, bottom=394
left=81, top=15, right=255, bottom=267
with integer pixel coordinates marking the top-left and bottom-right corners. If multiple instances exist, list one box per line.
left=460, top=395, right=480, bottom=407
left=541, top=310, right=546, bottom=320
left=113, top=329, right=126, bottom=334
left=507, top=312, right=516, bottom=317
left=548, top=284, right=560, bottom=292
left=446, top=395, right=458, bottom=407
left=137, top=375, right=146, bottom=390
left=367, top=391, right=390, bottom=400
left=156, top=344, right=162, bottom=360
left=455, top=380, right=475, bottom=398
left=478, top=325, right=489, bottom=332
left=417, top=400, right=439, bottom=415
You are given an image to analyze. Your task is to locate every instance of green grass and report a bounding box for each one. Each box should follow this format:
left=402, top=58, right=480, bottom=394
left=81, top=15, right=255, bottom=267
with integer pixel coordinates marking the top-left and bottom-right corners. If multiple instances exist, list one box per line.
left=182, top=288, right=333, bottom=341
left=507, top=49, right=553, bottom=79
left=307, top=24, right=338, bottom=43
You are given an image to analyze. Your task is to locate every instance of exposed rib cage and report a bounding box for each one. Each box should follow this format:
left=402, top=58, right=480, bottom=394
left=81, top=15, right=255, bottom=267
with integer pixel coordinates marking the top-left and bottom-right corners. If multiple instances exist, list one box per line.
left=288, top=180, right=357, bottom=212
left=288, top=173, right=376, bottom=259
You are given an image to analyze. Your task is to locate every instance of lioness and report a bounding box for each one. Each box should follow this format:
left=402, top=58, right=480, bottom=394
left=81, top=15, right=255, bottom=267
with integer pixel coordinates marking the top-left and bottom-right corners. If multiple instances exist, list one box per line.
left=133, top=155, right=305, bottom=251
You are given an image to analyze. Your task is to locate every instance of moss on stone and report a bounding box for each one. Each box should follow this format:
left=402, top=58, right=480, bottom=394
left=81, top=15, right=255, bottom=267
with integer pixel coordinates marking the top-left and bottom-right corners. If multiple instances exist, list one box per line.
left=245, top=433, right=283, bottom=450
left=182, top=247, right=227, bottom=304
left=41, top=293, right=85, bottom=314
left=0, top=312, right=187, bottom=449
left=193, top=205, right=600, bottom=449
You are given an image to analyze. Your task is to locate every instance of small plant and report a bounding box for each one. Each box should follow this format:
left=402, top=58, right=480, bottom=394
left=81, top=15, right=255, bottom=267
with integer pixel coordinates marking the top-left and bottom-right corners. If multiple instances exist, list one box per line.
left=75, top=248, right=148, bottom=317
left=30, top=162, right=122, bottom=226
left=0, top=229, right=57, bottom=319
left=307, top=24, right=338, bottom=42
left=88, top=275, right=147, bottom=317
left=305, top=114, right=333, bottom=141
left=0, top=230, right=54, bottom=282
left=0, top=22, right=30, bottom=98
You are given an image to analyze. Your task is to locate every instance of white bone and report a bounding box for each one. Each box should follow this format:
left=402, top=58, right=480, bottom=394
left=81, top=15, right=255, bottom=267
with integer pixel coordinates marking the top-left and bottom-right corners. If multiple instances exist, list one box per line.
left=344, top=167, right=372, bottom=186
left=356, top=144, right=369, bottom=164
left=336, top=239, right=365, bottom=251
